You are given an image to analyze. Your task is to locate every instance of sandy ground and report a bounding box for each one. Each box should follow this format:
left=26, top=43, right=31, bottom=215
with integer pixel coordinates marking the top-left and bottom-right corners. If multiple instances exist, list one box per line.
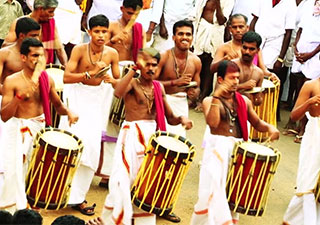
left=39, top=108, right=299, bottom=225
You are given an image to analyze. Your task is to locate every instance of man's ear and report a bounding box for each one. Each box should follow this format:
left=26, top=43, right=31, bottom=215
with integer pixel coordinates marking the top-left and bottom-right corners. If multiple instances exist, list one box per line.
left=217, top=76, right=223, bottom=84
left=20, top=54, right=27, bottom=62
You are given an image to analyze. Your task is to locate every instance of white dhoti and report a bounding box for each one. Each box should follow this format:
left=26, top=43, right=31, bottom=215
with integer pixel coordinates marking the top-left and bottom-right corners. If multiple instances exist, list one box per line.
left=191, top=134, right=241, bottom=225
left=102, top=120, right=157, bottom=225
left=283, top=113, right=320, bottom=225
left=166, top=93, right=188, bottom=137
left=291, top=40, right=320, bottom=79
left=60, top=83, right=112, bottom=204
left=0, top=115, right=45, bottom=213
left=193, top=18, right=224, bottom=57
left=260, top=35, right=284, bottom=69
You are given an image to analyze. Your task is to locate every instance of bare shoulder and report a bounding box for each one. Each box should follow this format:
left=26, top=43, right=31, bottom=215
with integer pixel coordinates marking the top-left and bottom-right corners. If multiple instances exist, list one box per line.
left=0, top=46, right=10, bottom=58
left=3, top=71, right=20, bottom=85
left=189, top=51, right=201, bottom=64
left=104, top=45, right=118, bottom=55
left=203, top=96, right=213, bottom=106
left=253, top=65, right=263, bottom=75
left=73, top=43, right=87, bottom=52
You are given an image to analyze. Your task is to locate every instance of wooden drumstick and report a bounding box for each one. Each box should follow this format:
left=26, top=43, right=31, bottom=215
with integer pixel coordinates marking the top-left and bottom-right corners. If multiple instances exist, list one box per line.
left=124, top=6, right=142, bottom=32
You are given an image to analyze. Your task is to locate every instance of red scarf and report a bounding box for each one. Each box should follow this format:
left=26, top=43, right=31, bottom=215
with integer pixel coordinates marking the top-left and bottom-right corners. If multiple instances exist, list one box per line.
left=152, top=80, right=166, bottom=131
left=41, top=18, right=55, bottom=64
left=272, top=0, right=281, bottom=7
left=235, top=92, right=248, bottom=141
left=39, top=71, right=52, bottom=126
left=132, top=22, right=143, bottom=63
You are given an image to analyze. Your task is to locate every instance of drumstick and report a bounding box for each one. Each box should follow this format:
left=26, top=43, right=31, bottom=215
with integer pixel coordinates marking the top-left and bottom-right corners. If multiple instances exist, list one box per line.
left=124, top=6, right=142, bottom=32
left=261, top=136, right=272, bottom=145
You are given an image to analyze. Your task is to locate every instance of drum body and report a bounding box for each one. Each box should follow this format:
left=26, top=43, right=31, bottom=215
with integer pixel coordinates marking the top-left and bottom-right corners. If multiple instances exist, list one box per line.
left=131, top=131, right=195, bottom=216
left=226, top=142, right=280, bottom=216
left=46, top=64, right=65, bottom=128
left=109, top=61, right=135, bottom=127
left=250, top=79, right=279, bottom=141
left=26, top=128, right=83, bottom=209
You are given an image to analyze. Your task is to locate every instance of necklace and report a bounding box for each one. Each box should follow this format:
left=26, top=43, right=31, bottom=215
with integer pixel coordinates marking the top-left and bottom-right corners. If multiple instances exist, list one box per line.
left=171, top=48, right=188, bottom=78
left=88, top=43, right=104, bottom=65
left=217, top=96, right=238, bottom=133
left=21, top=70, right=38, bottom=92
left=136, top=78, right=154, bottom=114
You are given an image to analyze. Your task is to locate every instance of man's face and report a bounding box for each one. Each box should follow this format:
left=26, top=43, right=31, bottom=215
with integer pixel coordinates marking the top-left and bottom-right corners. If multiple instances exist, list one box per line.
left=22, top=46, right=44, bottom=70
left=220, top=71, right=240, bottom=92
left=241, top=42, right=259, bottom=62
left=121, top=6, right=136, bottom=23
left=39, top=7, right=56, bottom=22
left=89, top=26, right=108, bottom=46
left=229, top=17, right=248, bottom=41
left=173, top=26, right=193, bottom=51
left=26, top=30, right=41, bottom=40
left=139, top=53, right=158, bottom=81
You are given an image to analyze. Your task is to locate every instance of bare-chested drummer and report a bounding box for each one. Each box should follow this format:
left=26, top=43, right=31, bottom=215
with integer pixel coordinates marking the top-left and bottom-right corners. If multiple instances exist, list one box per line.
left=155, top=19, right=201, bottom=137
left=0, top=17, right=40, bottom=94
left=233, top=31, right=264, bottom=106
left=0, top=37, right=77, bottom=213
left=106, top=0, right=145, bottom=62
left=62, top=14, right=120, bottom=216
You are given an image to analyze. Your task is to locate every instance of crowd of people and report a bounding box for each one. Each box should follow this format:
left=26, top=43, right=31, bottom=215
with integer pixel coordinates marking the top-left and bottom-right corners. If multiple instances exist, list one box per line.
left=0, top=0, right=319, bottom=224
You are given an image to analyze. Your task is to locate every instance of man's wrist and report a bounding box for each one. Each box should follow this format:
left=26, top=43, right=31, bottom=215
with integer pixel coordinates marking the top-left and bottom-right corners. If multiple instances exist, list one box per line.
left=277, top=57, right=284, bottom=63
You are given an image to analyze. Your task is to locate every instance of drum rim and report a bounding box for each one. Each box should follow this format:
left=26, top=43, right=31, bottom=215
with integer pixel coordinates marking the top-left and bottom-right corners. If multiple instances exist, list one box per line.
left=37, top=127, right=83, bottom=156
left=228, top=201, right=264, bottom=216
left=45, top=63, right=65, bottom=70
left=27, top=195, right=67, bottom=210
left=236, top=141, right=278, bottom=162
left=151, top=131, right=195, bottom=159
left=131, top=194, right=173, bottom=216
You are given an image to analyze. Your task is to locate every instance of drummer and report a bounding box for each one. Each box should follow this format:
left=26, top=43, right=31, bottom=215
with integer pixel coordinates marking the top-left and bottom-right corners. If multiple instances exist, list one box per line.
left=233, top=31, right=264, bottom=106
left=191, top=60, right=279, bottom=225
left=101, top=47, right=193, bottom=225
left=155, top=19, right=201, bottom=137
left=283, top=78, right=320, bottom=224
left=0, top=38, right=78, bottom=213
left=62, top=14, right=120, bottom=216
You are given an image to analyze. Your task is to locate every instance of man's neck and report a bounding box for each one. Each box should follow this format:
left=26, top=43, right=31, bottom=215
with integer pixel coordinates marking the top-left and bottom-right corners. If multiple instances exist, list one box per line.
left=173, top=47, right=188, bottom=60
left=232, top=38, right=242, bottom=47
left=138, top=77, right=153, bottom=87
left=30, top=11, right=41, bottom=23
left=119, top=17, right=128, bottom=26
left=240, top=57, right=253, bottom=67
left=22, top=68, right=34, bottom=78
left=89, top=42, right=104, bottom=54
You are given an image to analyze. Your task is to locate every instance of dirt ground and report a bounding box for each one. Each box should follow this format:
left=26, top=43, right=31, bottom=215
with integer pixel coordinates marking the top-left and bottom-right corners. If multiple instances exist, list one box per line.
left=40, top=108, right=299, bottom=225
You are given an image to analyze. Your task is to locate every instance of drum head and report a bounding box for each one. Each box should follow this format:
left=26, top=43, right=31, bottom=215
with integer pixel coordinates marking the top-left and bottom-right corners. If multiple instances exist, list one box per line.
left=156, top=136, right=190, bottom=154
left=262, top=79, right=275, bottom=90
left=238, top=142, right=276, bottom=157
left=41, top=129, right=80, bottom=151
left=46, top=65, right=64, bottom=91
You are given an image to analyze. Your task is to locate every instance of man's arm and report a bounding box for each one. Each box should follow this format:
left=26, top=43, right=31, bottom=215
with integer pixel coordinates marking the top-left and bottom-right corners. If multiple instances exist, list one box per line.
left=210, top=44, right=228, bottom=74
left=81, top=0, right=93, bottom=30
left=113, top=68, right=135, bottom=98
left=0, top=49, right=7, bottom=94
left=203, top=96, right=222, bottom=129
left=162, top=84, right=193, bottom=129
left=0, top=76, right=20, bottom=122
left=291, top=81, right=320, bottom=121
left=54, top=27, right=68, bottom=66
left=215, top=0, right=227, bottom=25
left=273, top=29, right=292, bottom=73
left=2, top=19, right=18, bottom=47
left=49, top=76, right=78, bottom=125
left=249, top=15, right=258, bottom=31
left=246, top=96, right=279, bottom=140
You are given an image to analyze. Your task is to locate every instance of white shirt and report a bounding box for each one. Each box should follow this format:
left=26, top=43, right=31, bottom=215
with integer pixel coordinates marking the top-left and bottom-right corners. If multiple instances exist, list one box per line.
left=54, top=1, right=82, bottom=45
left=88, top=0, right=122, bottom=22
left=253, top=0, right=297, bottom=38
left=232, top=0, right=255, bottom=23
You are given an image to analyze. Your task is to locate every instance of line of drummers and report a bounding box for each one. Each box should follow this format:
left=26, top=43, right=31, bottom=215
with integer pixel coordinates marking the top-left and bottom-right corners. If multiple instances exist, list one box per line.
left=2, top=16, right=304, bottom=225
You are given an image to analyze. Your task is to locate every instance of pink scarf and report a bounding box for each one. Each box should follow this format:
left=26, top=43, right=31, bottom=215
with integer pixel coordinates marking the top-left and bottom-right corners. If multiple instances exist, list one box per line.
left=152, top=80, right=166, bottom=131
left=41, top=18, right=55, bottom=64
left=39, top=71, right=51, bottom=126
left=235, top=92, right=248, bottom=141
left=132, top=22, right=143, bottom=63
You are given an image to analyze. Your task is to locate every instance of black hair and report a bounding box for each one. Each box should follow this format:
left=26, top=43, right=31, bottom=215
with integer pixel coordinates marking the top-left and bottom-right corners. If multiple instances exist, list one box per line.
left=229, top=13, right=248, bottom=25
left=123, top=0, right=143, bottom=10
left=15, top=17, right=40, bottom=38
left=89, top=14, right=109, bottom=30
left=0, top=210, right=13, bottom=225
left=20, top=38, right=43, bottom=56
left=51, top=215, right=85, bottom=225
left=173, top=19, right=194, bottom=35
left=12, top=209, right=43, bottom=225
left=242, top=31, right=262, bottom=48
left=140, top=47, right=161, bottom=63
left=217, top=60, right=240, bottom=79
